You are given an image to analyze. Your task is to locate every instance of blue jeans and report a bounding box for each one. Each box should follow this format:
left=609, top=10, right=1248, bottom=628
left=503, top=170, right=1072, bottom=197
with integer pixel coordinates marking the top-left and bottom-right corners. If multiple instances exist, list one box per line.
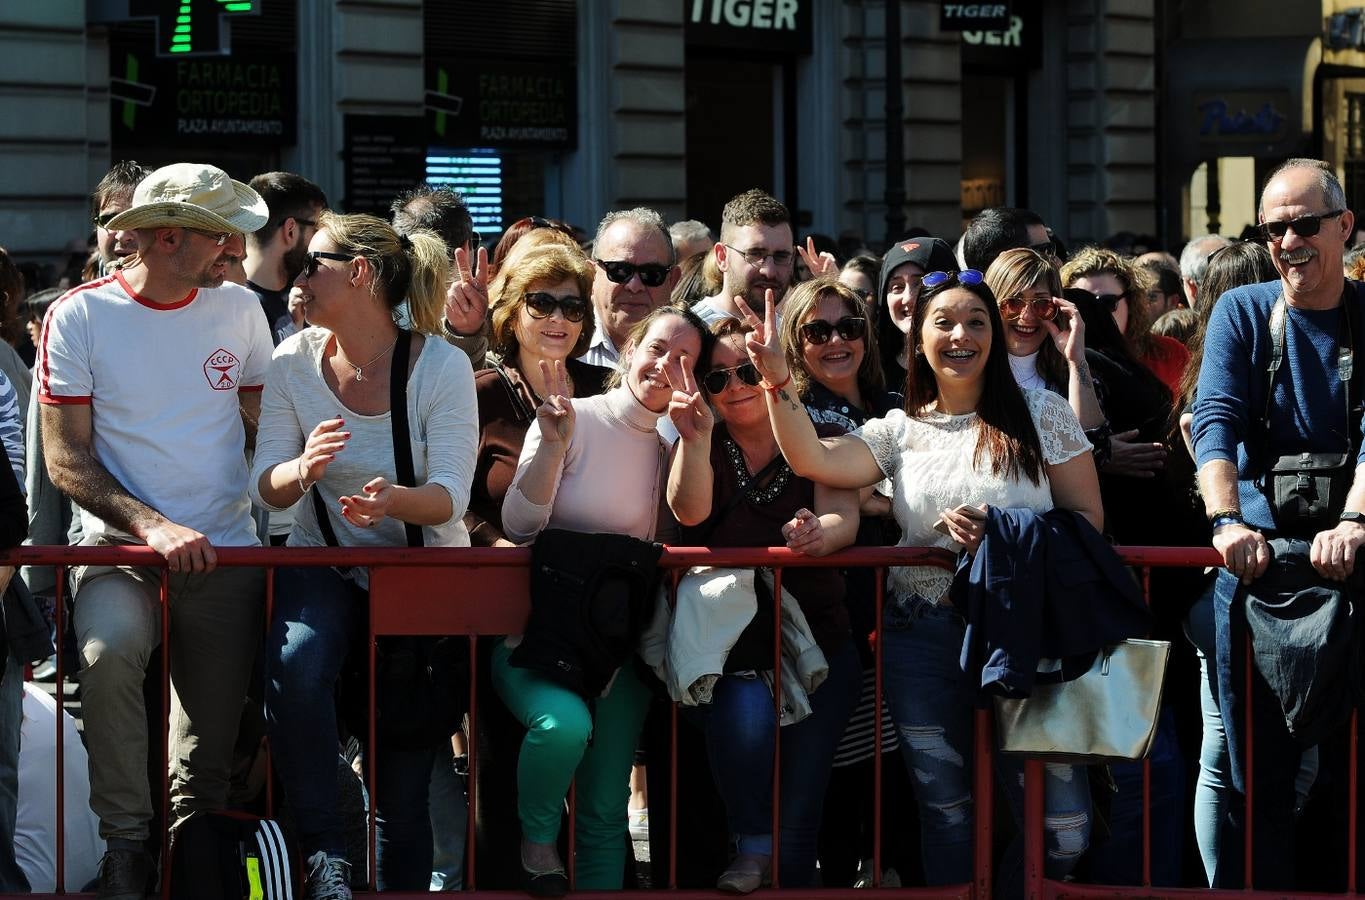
left=1185, top=581, right=1228, bottom=886
left=265, top=566, right=435, bottom=890
left=685, top=639, right=860, bottom=886
left=880, top=593, right=1090, bottom=891
left=0, top=652, right=29, bottom=892
left=428, top=741, right=467, bottom=891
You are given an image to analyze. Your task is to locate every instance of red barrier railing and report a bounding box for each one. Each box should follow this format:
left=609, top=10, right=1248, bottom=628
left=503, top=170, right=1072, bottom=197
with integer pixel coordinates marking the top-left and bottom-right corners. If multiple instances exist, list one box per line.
left=1, top=543, right=1358, bottom=899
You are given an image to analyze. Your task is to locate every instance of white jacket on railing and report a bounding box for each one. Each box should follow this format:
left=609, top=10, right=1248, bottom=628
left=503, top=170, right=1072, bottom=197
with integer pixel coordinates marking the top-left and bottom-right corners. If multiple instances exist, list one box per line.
left=639, top=566, right=828, bottom=724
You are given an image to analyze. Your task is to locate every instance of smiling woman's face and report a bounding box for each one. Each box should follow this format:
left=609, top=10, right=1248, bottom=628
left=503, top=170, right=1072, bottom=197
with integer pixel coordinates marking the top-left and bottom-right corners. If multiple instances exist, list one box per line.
left=919, top=287, right=992, bottom=388
left=800, top=291, right=865, bottom=391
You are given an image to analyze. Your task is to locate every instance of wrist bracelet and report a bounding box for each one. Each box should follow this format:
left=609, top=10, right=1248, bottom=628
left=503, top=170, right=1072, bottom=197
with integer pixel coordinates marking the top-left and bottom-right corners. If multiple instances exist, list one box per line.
left=762, top=372, right=792, bottom=393
left=1211, top=515, right=1244, bottom=532
left=1207, top=506, right=1241, bottom=523
left=296, top=458, right=314, bottom=495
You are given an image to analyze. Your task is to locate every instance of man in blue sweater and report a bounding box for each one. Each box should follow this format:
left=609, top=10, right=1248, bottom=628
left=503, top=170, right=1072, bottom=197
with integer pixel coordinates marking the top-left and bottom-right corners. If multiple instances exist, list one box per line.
left=1192, top=157, right=1363, bottom=889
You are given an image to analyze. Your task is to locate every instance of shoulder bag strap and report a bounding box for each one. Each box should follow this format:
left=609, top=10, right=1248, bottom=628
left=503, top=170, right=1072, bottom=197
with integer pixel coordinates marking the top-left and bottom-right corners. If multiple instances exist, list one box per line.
left=389, top=330, right=424, bottom=548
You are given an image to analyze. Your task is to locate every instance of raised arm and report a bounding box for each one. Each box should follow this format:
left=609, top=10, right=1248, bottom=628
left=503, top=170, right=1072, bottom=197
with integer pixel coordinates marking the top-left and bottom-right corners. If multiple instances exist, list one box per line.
left=502, top=359, right=575, bottom=543
left=735, top=292, right=884, bottom=490
left=665, top=358, right=714, bottom=527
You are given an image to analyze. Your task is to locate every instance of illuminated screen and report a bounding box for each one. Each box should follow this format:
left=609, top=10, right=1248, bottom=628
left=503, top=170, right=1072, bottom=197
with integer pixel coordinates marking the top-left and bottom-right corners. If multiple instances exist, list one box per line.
left=427, top=149, right=504, bottom=236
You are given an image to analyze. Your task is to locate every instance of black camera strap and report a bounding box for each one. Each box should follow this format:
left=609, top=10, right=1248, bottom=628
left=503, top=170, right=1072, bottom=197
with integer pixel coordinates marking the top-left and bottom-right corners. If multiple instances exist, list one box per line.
left=1259, top=281, right=1360, bottom=467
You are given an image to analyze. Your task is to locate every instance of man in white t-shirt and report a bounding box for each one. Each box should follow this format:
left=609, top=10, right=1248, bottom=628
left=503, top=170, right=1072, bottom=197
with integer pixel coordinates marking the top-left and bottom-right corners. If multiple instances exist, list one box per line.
left=36, top=162, right=273, bottom=899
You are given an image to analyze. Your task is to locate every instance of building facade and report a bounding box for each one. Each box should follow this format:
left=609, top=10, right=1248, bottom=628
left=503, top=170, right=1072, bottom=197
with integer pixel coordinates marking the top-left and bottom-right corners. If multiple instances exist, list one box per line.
left=4, top=0, right=1170, bottom=271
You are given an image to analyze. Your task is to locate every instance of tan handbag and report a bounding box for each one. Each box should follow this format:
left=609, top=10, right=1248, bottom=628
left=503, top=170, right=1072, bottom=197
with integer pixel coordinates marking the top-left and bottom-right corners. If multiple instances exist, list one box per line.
left=995, top=639, right=1171, bottom=763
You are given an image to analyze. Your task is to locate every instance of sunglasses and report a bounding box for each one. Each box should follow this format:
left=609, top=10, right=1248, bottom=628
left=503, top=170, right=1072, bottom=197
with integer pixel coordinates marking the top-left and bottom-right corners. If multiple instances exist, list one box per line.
left=1000, top=295, right=1058, bottom=321
left=523, top=291, right=588, bottom=323
left=1029, top=239, right=1057, bottom=258
left=921, top=269, right=985, bottom=290
left=1258, top=210, right=1345, bottom=242
left=94, top=212, right=120, bottom=229
left=800, top=316, right=868, bottom=345
left=1069, top=289, right=1123, bottom=312
left=702, top=362, right=762, bottom=394
left=302, top=251, right=354, bottom=278
left=595, top=259, right=671, bottom=288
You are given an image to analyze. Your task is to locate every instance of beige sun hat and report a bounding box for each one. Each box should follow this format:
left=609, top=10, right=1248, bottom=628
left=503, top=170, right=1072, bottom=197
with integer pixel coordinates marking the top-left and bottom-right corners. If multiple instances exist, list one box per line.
left=105, top=162, right=269, bottom=235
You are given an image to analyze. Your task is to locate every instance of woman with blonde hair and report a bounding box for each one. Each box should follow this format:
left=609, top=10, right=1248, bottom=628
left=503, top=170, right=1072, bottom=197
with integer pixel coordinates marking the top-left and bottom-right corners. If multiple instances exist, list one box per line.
left=251, top=211, right=479, bottom=896
left=1062, top=246, right=1190, bottom=397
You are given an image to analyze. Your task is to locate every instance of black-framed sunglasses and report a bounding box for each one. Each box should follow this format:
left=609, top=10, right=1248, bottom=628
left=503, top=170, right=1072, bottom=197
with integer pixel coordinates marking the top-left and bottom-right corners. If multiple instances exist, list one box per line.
left=524, top=291, right=588, bottom=323
left=1000, top=295, right=1058, bottom=321
left=1029, top=239, right=1057, bottom=258
left=921, top=269, right=985, bottom=290
left=302, top=251, right=354, bottom=278
left=94, top=212, right=120, bottom=229
left=702, top=362, right=762, bottom=394
left=800, top=316, right=868, bottom=345
left=1258, top=209, right=1346, bottom=242
left=595, top=259, right=671, bottom=288
left=1067, top=288, right=1123, bottom=312
left=722, top=244, right=795, bottom=268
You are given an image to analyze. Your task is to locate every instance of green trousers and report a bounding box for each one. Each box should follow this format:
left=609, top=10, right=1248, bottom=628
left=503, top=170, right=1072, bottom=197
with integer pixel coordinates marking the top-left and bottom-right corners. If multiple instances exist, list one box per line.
left=491, top=639, right=651, bottom=889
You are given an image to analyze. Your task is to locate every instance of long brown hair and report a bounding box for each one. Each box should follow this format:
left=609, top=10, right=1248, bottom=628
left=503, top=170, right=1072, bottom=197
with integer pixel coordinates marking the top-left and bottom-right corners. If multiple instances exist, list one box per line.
left=984, top=248, right=1066, bottom=390
left=779, top=276, right=884, bottom=397
left=907, top=276, right=1045, bottom=484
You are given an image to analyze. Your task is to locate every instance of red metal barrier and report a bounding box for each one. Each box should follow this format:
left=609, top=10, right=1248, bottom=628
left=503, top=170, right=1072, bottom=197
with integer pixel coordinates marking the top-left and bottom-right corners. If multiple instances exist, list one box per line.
left=2, top=543, right=1360, bottom=899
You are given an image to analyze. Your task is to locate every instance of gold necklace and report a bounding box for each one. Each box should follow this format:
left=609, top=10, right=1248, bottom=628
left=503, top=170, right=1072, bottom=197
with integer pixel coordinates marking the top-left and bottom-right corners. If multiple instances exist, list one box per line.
left=338, top=335, right=398, bottom=382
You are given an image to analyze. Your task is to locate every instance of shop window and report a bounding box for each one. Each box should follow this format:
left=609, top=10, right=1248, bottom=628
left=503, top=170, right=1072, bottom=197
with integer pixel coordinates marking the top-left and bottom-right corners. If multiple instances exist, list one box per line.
left=1187, top=157, right=1256, bottom=238
left=1344, top=93, right=1365, bottom=214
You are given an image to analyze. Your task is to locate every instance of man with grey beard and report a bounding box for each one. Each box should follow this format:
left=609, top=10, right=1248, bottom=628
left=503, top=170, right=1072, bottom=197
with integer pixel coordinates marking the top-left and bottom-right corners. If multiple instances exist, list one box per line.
left=691, top=189, right=795, bottom=325
left=1191, top=157, right=1362, bottom=889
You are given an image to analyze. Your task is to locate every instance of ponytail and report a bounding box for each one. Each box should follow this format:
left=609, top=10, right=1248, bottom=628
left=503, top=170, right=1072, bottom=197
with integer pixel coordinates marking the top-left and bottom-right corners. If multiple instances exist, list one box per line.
left=317, top=210, right=451, bottom=335
left=401, top=230, right=449, bottom=336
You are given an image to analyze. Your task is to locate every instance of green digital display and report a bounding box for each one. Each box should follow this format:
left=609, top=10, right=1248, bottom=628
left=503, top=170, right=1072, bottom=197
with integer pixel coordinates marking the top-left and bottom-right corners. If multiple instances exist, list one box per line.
left=126, top=0, right=260, bottom=57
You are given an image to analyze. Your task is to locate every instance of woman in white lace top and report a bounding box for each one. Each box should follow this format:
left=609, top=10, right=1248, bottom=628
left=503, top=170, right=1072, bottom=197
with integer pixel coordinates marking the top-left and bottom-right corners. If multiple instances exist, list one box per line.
left=732, top=273, right=1103, bottom=893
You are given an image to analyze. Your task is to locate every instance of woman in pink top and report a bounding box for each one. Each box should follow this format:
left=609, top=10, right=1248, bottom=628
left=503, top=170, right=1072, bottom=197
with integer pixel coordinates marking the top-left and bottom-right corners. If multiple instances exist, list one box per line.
left=495, top=305, right=713, bottom=895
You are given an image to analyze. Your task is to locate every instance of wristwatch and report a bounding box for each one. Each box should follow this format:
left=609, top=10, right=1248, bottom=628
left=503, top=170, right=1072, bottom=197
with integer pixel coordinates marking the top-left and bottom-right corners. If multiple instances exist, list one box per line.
left=1210, top=513, right=1245, bottom=532
left=1340, top=511, right=1365, bottom=526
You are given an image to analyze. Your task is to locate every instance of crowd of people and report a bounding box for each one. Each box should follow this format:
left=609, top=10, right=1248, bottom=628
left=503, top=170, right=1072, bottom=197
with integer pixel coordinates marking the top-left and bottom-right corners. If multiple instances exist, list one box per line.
left=0, top=154, right=1360, bottom=900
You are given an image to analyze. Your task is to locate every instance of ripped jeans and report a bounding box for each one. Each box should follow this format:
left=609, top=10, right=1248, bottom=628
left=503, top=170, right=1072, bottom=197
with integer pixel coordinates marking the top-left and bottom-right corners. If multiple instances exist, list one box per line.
left=881, top=593, right=1091, bottom=891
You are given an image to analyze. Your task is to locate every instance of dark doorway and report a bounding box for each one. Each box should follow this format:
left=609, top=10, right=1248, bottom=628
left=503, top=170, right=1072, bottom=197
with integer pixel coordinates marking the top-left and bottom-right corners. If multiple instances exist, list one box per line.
left=685, top=57, right=778, bottom=227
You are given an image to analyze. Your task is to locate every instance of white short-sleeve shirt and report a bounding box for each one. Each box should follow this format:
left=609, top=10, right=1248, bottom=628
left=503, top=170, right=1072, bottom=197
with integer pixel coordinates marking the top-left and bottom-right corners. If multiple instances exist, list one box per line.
left=36, top=272, right=272, bottom=546
left=852, top=388, right=1091, bottom=602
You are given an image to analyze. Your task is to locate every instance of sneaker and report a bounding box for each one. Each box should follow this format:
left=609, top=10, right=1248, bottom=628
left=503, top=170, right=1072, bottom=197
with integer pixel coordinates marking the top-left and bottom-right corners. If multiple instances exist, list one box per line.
left=716, top=852, right=770, bottom=894
left=96, top=847, right=151, bottom=899
left=303, top=850, right=353, bottom=900
left=628, top=806, right=649, bottom=841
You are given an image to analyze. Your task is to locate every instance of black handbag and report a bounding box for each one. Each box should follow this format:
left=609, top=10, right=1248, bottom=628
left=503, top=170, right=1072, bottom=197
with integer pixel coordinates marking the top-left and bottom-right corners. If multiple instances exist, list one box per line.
left=1257, top=288, right=1363, bottom=535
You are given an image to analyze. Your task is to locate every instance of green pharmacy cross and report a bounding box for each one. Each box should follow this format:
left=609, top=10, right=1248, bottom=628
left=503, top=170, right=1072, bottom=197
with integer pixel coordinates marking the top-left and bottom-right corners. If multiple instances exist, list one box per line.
left=127, top=0, right=260, bottom=57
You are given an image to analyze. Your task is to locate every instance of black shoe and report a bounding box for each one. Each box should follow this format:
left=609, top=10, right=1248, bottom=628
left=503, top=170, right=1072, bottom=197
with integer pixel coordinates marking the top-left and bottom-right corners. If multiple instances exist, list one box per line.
left=521, top=845, right=568, bottom=898
left=96, top=848, right=151, bottom=899
left=523, top=866, right=569, bottom=898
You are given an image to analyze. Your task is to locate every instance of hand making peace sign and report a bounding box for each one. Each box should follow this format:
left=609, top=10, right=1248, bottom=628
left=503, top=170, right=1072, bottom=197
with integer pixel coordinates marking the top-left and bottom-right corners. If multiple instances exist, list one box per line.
left=733, top=289, right=789, bottom=387
left=445, top=244, right=490, bottom=336
left=535, top=358, right=576, bottom=444
left=664, top=352, right=712, bottom=444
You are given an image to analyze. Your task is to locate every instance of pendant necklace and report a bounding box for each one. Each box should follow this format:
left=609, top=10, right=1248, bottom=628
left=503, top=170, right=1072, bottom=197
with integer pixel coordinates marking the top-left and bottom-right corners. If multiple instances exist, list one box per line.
left=339, top=336, right=398, bottom=382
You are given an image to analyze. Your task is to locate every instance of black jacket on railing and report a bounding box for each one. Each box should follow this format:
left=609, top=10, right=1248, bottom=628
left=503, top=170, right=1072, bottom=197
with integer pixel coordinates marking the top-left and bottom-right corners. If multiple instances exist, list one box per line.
left=949, top=506, right=1150, bottom=700
left=0, top=456, right=48, bottom=665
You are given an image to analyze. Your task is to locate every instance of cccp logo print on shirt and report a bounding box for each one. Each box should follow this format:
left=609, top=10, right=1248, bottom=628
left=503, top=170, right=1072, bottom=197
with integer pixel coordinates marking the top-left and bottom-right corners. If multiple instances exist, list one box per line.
left=203, top=348, right=241, bottom=390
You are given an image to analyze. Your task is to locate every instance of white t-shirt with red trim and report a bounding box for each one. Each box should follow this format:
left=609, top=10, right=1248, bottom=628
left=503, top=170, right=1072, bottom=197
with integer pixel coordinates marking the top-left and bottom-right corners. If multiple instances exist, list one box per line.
left=36, top=272, right=272, bottom=546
